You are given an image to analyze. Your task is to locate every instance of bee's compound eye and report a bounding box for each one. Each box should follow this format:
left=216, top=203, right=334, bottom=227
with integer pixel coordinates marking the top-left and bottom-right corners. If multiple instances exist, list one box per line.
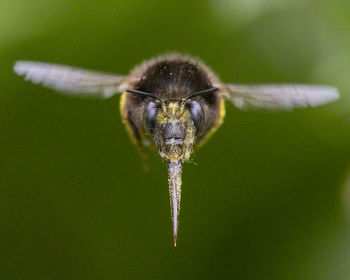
left=187, top=100, right=204, bottom=135
left=143, top=102, right=158, bottom=135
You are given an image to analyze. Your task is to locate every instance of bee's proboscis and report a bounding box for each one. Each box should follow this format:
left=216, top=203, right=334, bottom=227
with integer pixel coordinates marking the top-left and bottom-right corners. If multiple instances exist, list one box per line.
left=168, top=161, right=182, bottom=247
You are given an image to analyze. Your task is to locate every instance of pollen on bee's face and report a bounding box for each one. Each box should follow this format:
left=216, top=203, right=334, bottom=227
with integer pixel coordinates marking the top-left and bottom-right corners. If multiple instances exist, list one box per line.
left=155, top=101, right=196, bottom=162
left=158, top=102, right=184, bottom=122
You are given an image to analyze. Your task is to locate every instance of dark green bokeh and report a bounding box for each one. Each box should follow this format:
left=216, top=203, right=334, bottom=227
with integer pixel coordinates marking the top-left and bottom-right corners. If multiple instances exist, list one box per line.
left=2, top=0, right=350, bottom=279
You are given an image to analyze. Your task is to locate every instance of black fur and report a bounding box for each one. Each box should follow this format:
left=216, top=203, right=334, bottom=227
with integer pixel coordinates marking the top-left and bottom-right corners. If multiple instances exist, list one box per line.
left=136, top=59, right=213, bottom=99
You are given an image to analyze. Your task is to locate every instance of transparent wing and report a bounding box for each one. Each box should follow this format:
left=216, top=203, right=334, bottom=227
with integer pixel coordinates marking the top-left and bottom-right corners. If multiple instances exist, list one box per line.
left=14, top=61, right=127, bottom=98
left=223, top=84, right=339, bottom=110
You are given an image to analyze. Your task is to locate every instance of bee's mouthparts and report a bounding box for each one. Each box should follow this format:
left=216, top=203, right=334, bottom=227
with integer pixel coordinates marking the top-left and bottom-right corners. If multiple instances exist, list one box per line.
left=168, top=160, right=182, bottom=247
left=163, top=122, right=186, bottom=145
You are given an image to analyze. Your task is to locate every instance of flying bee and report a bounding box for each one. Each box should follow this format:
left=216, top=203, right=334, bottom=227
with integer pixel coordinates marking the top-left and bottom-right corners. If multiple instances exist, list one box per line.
left=13, top=54, right=339, bottom=246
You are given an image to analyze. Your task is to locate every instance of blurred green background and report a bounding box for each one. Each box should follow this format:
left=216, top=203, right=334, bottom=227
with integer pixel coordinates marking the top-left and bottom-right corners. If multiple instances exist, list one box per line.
left=2, top=0, right=350, bottom=279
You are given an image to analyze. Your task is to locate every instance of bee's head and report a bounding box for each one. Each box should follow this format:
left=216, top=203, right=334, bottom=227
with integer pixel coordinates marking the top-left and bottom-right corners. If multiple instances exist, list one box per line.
left=127, top=87, right=217, bottom=162
left=143, top=98, right=206, bottom=162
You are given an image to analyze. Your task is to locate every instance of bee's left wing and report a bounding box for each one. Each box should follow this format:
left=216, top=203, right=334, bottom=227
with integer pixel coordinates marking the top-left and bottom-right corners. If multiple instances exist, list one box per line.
left=14, top=61, right=129, bottom=98
left=221, top=84, right=339, bottom=110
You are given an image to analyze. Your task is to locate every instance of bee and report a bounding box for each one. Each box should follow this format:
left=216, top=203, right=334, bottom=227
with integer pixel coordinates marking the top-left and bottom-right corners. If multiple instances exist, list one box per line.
left=14, top=54, right=339, bottom=246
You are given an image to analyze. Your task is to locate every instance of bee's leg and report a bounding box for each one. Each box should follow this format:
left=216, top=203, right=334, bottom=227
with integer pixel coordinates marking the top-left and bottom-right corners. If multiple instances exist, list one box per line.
left=137, top=144, right=149, bottom=172
left=136, top=145, right=149, bottom=171
left=120, top=92, right=149, bottom=170
left=124, top=117, right=149, bottom=171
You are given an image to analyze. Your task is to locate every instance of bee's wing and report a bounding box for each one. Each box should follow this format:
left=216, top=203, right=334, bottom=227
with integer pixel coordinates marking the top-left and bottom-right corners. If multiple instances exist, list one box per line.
left=14, top=61, right=129, bottom=98
left=222, top=84, right=339, bottom=110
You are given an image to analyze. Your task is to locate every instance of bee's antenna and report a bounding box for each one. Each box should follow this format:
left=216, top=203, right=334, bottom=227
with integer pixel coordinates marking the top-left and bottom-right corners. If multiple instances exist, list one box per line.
left=126, top=89, right=158, bottom=99
left=168, top=160, right=182, bottom=247
left=186, top=87, right=219, bottom=100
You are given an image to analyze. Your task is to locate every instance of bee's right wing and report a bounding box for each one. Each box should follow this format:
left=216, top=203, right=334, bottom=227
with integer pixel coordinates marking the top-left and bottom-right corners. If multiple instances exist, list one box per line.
left=14, top=61, right=130, bottom=98
left=222, top=84, right=339, bottom=110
